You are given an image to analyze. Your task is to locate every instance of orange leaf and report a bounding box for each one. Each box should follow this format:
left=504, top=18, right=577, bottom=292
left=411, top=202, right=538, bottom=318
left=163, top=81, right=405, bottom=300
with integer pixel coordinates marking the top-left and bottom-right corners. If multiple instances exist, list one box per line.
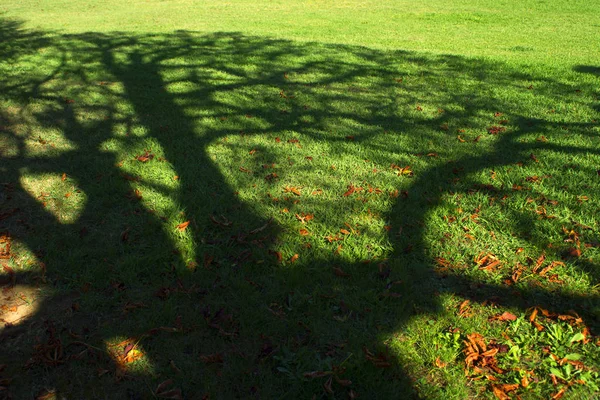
left=489, top=312, right=517, bottom=322
left=289, top=254, right=299, bottom=263
left=434, top=357, right=447, bottom=368
left=283, top=186, right=301, bottom=196
left=61, top=173, right=67, bottom=181
left=177, top=221, right=190, bottom=231
left=529, top=308, right=538, bottom=322
left=269, top=250, right=282, bottom=262
left=299, top=229, right=309, bottom=236
left=567, top=248, right=581, bottom=257
left=340, top=229, right=350, bottom=235
left=64, top=192, right=71, bottom=198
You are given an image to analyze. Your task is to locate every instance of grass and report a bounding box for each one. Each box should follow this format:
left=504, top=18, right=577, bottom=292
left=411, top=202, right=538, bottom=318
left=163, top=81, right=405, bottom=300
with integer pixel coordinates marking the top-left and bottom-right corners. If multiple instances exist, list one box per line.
left=0, top=1, right=599, bottom=399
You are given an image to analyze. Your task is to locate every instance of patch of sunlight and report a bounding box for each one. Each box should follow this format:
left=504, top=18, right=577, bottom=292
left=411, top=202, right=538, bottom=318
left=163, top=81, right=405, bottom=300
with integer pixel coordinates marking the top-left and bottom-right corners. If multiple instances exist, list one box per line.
left=20, top=172, right=87, bottom=224
left=105, top=337, right=156, bottom=377
left=0, top=285, right=43, bottom=333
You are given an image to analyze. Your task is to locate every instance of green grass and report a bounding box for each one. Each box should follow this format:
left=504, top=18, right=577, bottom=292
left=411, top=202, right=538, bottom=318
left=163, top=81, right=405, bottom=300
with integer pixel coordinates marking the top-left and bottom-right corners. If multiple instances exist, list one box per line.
left=0, top=1, right=599, bottom=399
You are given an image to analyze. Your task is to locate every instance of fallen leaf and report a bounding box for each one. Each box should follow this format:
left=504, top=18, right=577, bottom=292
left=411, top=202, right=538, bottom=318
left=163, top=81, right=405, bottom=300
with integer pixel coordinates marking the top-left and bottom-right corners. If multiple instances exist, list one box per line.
left=283, top=186, right=301, bottom=196
left=289, top=254, right=299, bottom=263
left=177, top=221, right=190, bottom=231
left=333, top=267, right=350, bottom=277
left=299, top=229, right=310, bottom=236
left=269, top=250, right=282, bottom=262
left=489, top=312, right=517, bottom=322
left=434, top=357, right=447, bottom=368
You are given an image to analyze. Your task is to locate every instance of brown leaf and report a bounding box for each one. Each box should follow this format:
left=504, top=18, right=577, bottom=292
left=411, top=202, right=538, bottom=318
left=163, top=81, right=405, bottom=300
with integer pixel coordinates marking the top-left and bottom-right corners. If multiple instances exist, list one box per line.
left=343, top=185, right=356, bottom=197
left=458, top=300, right=472, bottom=317
left=457, top=135, right=466, bottom=143
left=289, top=254, right=299, bottom=263
left=491, top=385, right=510, bottom=400
left=490, top=312, right=517, bottom=322
left=551, top=386, right=567, bottom=400
left=333, top=267, right=350, bottom=277
left=340, top=229, right=351, bottom=235
left=269, top=250, right=283, bottom=262
left=434, top=357, right=447, bottom=368
left=61, top=173, right=67, bottom=181
left=529, top=308, right=539, bottom=323
left=177, top=221, right=190, bottom=231
left=567, top=247, right=581, bottom=257
left=299, top=229, right=310, bottom=236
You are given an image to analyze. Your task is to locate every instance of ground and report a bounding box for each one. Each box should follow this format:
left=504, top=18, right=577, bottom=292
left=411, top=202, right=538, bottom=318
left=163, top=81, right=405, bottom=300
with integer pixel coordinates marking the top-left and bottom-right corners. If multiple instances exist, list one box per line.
left=0, top=1, right=599, bottom=399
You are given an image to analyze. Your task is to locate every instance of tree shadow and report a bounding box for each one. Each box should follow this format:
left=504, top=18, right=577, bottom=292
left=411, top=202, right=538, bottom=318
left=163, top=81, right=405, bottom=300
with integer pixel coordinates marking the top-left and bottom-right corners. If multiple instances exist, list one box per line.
left=1, top=18, right=599, bottom=398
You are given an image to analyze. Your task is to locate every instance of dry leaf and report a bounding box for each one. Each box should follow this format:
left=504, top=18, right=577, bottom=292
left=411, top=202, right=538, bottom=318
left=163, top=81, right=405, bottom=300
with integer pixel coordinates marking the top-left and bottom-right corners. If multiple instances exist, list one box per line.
left=177, top=221, right=190, bottom=231
left=489, top=312, right=517, bottom=322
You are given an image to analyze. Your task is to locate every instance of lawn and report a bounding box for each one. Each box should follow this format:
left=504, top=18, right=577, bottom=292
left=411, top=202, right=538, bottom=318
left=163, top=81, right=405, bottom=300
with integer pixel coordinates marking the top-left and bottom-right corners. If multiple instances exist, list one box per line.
left=0, top=1, right=599, bottom=399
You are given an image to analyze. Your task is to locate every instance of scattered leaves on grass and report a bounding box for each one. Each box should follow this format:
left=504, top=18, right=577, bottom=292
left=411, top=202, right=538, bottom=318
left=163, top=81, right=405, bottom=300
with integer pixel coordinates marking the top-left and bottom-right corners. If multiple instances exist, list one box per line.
left=487, top=126, right=506, bottom=135
left=474, top=253, right=502, bottom=271
left=135, top=149, right=154, bottom=163
left=289, top=254, right=299, bottom=263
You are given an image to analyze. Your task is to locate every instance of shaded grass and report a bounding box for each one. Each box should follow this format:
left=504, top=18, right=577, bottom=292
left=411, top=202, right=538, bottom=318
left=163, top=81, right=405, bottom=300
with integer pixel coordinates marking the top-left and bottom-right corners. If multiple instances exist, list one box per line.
left=0, top=11, right=599, bottom=400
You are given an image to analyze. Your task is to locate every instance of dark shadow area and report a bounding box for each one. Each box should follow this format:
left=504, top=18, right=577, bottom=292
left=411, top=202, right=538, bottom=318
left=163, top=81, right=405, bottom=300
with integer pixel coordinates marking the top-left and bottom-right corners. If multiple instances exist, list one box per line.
left=1, top=17, right=599, bottom=399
